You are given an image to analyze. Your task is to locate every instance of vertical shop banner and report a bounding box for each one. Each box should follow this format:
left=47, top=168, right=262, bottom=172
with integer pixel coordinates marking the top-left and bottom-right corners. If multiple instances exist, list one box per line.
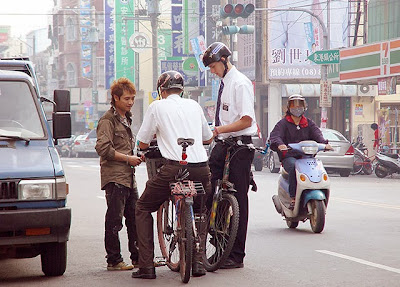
left=80, top=0, right=92, bottom=79
left=104, top=0, right=115, bottom=89
left=198, top=0, right=206, bottom=87
left=115, top=0, right=135, bottom=83
left=158, top=29, right=172, bottom=61
left=172, top=2, right=184, bottom=57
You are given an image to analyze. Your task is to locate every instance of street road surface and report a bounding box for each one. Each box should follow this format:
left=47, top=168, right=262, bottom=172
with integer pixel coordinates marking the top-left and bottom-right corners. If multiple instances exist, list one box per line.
left=1, top=158, right=399, bottom=286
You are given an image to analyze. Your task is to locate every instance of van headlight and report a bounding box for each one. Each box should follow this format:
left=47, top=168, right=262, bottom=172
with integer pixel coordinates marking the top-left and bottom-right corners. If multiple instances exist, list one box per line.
left=19, top=177, right=67, bottom=200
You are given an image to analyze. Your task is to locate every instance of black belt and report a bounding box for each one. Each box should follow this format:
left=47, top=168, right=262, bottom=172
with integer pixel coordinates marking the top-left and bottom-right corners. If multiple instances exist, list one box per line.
left=216, top=135, right=253, bottom=145
left=166, top=159, right=208, bottom=167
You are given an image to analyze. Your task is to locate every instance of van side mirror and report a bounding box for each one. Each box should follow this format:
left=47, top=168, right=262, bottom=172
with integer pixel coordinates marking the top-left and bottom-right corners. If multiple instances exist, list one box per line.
left=54, top=90, right=70, bottom=112
left=53, top=90, right=71, bottom=139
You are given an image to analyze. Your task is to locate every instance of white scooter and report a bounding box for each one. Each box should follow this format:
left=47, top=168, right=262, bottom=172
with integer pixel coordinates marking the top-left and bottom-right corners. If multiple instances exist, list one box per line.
left=272, top=141, right=330, bottom=233
left=374, top=152, right=400, bottom=178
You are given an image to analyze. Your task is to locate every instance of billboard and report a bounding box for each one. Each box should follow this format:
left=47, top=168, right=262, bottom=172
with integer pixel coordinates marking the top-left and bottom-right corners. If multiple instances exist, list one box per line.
left=268, top=0, right=349, bottom=80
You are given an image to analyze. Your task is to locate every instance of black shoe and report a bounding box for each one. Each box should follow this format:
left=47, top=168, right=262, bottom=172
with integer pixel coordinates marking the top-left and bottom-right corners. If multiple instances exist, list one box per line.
left=192, top=262, right=206, bottom=277
left=131, top=267, right=156, bottom=279
left=220, top=258, right=244, bottom=269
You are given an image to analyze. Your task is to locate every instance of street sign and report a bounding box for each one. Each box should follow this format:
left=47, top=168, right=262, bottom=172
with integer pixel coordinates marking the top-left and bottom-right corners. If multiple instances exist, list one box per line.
left=308, top=50, right=340, bottom=65
left=320, top=80, right=332, bottom=108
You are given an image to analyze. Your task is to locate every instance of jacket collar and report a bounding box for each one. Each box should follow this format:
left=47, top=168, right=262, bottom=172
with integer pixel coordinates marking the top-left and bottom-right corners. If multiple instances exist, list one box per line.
left=285, top=114, right=308, bottom=128
left=110, top=105, right=132, bottom=127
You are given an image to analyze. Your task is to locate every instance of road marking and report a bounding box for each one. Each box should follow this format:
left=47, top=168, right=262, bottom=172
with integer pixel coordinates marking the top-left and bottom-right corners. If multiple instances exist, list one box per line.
left=331, top=197, right=400, bottom=210
left=97, top=196, right=105, bottom=200
left=316, top=250, right=400, bottom=274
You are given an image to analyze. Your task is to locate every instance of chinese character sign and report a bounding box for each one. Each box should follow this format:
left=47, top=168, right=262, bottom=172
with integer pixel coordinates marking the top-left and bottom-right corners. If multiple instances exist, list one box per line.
left=105, top=0, right=115, bottom=89
left=115, top=0, right=135, bottom=83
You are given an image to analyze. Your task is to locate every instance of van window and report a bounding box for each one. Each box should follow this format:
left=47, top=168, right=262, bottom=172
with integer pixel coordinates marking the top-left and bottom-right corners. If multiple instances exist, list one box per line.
left=0, top=81, right=45, bottom=138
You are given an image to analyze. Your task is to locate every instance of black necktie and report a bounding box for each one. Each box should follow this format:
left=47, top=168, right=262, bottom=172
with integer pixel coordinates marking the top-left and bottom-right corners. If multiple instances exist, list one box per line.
left=215, top=80, right=224, bottom=126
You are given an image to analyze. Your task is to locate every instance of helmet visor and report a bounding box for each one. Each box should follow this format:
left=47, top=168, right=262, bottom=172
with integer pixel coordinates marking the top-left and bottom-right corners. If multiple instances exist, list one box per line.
left=288, top=99, right=305, bottom=108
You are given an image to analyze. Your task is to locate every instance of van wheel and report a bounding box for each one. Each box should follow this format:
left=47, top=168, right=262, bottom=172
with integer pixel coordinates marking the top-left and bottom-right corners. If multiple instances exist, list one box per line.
left=41, top=242, right=67, bottom=276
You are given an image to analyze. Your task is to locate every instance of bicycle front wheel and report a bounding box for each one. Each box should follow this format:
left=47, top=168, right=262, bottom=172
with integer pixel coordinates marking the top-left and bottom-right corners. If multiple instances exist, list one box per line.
left=157, top=200, right=180, bottom=272
left=203, top=192, right=239, bottom=272
left=180, top=204, right=194, bottom=283
left=351, top=154, right=363, bottom=175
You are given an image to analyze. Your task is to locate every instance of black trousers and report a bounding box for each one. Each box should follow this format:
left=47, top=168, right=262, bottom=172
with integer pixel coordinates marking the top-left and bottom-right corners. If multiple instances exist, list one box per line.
left=104, top=183, right=139, bottom=265
left=209, top=142, right=254, bottom=264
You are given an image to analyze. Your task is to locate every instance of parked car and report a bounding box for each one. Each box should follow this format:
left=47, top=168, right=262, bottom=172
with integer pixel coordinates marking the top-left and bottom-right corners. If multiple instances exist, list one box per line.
left=266, top=128, right=354, bottom=177
left=71, top=130, right=98, bottom=157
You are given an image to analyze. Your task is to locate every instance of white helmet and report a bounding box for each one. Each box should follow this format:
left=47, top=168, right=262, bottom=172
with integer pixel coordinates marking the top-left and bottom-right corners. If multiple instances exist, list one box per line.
left=287, top=94, right=307, bottom=117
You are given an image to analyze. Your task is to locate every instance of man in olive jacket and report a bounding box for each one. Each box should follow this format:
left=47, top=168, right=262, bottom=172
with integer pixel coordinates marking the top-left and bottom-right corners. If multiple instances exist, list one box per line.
left=95, top=77, right=142, bottom=271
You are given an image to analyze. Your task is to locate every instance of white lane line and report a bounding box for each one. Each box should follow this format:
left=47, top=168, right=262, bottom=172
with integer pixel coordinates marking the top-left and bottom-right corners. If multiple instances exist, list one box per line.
left=316, top=250, right=400, bottom=274
left=331, top=197, right=400, bottom=210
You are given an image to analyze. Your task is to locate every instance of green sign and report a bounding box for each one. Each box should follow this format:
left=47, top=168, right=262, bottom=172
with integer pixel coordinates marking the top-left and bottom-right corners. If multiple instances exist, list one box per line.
left=115, top=0, right=135, bottom=83
left=308, top=50, right=340, bottom=65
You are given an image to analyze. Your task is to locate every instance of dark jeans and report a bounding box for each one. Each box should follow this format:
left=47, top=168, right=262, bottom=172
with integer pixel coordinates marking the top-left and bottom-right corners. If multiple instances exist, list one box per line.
left=135, top=163, right=211, bottom=268
left=105, top=182, right=139, bottom=265
left=209, top=142, right=254, bottom=264
left=282, top=157, right=297, bottom=198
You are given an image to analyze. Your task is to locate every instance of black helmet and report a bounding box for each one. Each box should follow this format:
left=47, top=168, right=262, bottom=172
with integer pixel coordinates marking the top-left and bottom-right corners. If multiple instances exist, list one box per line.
left=202, top=42, right=232, bottom=67
left=157, top=71, right=184, bottom=94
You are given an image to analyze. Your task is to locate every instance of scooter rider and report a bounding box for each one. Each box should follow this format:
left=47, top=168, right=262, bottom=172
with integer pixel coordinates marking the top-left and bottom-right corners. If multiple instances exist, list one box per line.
left=269, top=94, right=332, bottom=209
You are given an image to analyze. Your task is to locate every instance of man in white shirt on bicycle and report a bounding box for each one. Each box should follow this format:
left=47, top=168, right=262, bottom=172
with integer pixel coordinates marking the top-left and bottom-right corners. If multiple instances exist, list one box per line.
left=132, top=71, right=213, bottom=279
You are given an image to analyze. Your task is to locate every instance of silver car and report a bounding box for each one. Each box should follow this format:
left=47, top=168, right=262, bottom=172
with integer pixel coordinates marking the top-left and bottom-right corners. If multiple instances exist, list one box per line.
left=266, top=128, right=354, bottom=177
left=71, top=130, right=98, bottom=157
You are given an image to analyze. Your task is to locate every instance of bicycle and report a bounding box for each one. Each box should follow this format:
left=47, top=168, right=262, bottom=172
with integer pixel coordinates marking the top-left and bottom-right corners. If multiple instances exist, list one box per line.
left=351, top=136, right=374, bottom=175
left=202, top=136, right=264, bottom=272
left=142, top=138, right=206, bottom=283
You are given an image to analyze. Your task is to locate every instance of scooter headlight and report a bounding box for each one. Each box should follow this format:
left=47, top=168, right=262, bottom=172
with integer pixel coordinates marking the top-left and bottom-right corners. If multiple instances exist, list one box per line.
left=302, top=146, right=318, bottom=155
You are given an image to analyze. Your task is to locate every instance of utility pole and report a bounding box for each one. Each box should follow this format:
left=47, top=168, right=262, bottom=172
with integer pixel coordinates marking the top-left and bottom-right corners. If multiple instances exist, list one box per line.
left=148, top=0, right=160, bottom=89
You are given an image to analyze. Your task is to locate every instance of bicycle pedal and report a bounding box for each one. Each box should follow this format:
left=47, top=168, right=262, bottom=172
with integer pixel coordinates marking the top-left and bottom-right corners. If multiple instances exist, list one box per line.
left=154, top=257, right=167, bottom=267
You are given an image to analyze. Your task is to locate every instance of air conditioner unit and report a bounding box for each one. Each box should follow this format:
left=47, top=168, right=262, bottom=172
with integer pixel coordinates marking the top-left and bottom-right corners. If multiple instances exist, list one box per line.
left=58, top=27, right=64, bottom=36
left=358, top=85, right=375, bottom=97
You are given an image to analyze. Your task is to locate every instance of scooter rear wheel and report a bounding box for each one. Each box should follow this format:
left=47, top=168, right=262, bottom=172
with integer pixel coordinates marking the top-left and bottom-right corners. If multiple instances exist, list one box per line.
left=286, top=220, right=298, bottom=228
left=375, top=164, right=388, bottom=178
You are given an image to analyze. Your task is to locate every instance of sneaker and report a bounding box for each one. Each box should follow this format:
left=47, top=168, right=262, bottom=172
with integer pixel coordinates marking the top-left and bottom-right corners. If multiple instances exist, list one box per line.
left=107, top=261, right=134, bottom=271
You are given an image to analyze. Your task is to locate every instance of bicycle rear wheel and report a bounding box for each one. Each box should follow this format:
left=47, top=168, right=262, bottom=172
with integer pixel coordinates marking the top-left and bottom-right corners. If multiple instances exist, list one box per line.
left=180, top=204, right=193, bottom=283
left=351, top=154, right=363, bottom=175
left=362, top=158, right=373, bottom=175
left=157, top=200, right=180, bottom=272
left=203, top=192, right=239, bottom=272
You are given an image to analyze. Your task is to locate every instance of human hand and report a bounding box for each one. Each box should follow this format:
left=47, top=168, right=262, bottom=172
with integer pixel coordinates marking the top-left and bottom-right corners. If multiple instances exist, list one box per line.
left=325, top=143, right=333, bottom=151
left=128, top=155, right=142, bottom=167
left=278, top=144, right=288, bottom=151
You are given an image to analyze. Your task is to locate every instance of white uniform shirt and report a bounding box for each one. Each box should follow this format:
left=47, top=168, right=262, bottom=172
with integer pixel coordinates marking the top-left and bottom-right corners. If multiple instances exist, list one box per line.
left=137, top=94, right=213, bottom=163
left=218, top=66, right=258, bottom=138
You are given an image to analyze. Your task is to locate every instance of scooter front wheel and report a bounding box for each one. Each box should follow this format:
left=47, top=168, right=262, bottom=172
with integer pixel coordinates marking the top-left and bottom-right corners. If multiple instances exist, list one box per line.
left=309, top=200, right=325, bottom=233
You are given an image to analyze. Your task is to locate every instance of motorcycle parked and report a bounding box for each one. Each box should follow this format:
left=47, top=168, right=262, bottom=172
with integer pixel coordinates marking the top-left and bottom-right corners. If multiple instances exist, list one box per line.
left=374, top=152, right=400, bottom=178
left=272, top=141, right=330, bottom=233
